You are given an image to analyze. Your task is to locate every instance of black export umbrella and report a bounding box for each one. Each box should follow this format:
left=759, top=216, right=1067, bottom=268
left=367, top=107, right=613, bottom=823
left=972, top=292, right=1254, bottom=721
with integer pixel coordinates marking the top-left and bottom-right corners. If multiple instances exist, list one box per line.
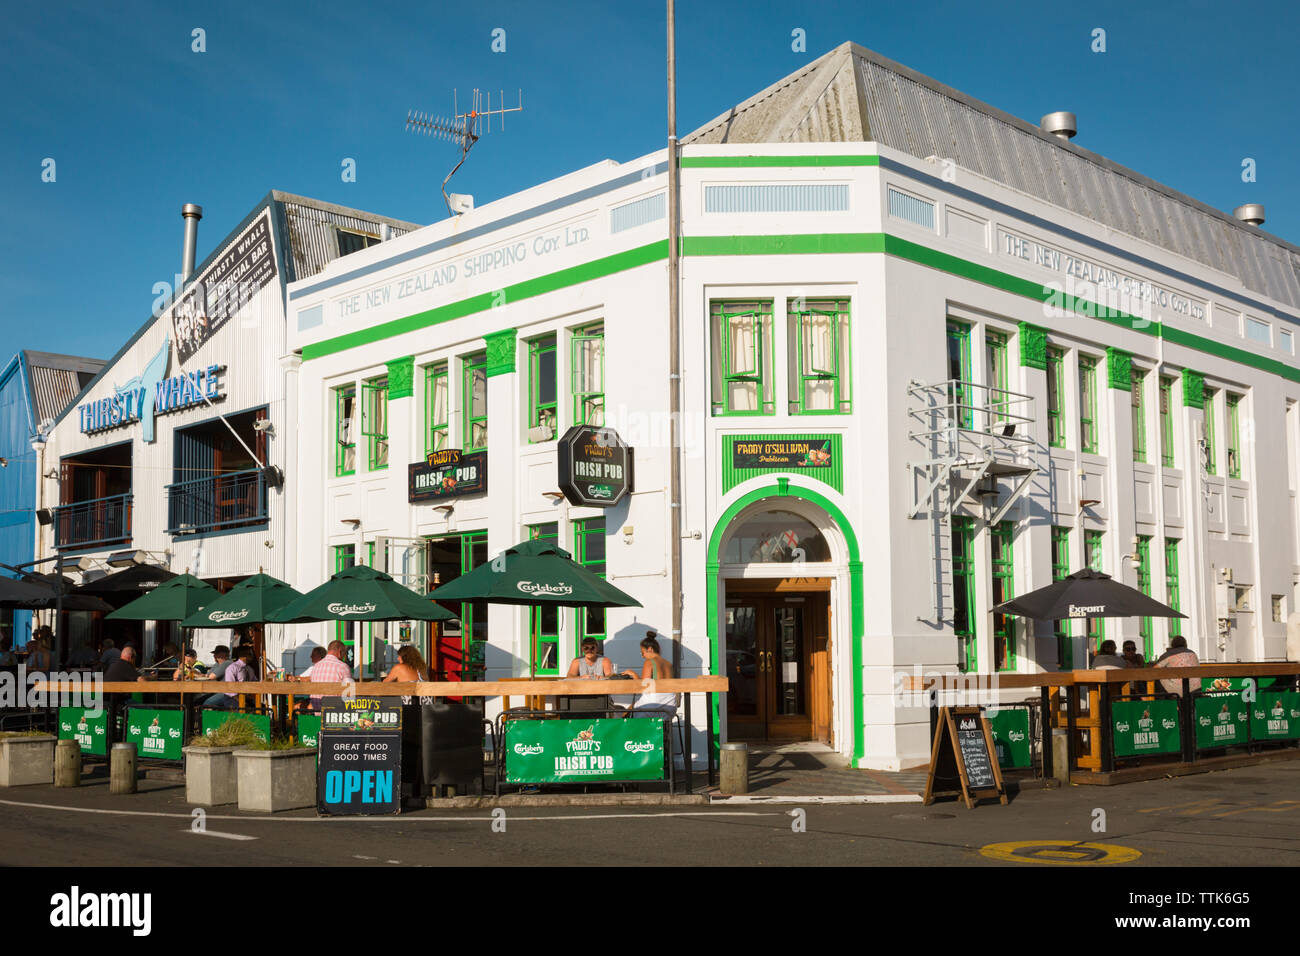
left=992, top=568, right=1186, bottom=621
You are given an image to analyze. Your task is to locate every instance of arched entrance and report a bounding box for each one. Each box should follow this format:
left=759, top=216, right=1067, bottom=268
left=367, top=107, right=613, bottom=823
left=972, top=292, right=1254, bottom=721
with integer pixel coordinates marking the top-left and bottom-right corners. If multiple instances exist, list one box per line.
left=710, top=488, right=857, bottom=747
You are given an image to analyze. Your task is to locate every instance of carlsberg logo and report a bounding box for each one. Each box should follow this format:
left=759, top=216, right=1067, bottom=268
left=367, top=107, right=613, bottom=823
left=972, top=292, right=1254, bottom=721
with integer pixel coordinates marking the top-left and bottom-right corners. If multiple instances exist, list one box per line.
left=208, top=609, right=249, bottom=623
left=516, top=581, right=574, bottom=597
left=513, top=743, right=544, bottom=756
left=624, top=741, right=654, bottom=753
left=327, top=602, right=377, bottom=616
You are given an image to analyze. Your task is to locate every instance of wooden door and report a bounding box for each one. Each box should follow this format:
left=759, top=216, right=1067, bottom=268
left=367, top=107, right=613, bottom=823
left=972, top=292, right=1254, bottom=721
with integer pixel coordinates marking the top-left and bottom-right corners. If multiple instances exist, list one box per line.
left=725, top=593, right=820, bottom=741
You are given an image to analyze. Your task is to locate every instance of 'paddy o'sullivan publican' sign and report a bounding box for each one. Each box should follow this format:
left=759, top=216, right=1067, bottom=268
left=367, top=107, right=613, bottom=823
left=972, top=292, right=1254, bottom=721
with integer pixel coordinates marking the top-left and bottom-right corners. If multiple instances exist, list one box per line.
left=408, top=448, right=487, bottom=503
left=557, top=425, right=633, bottom=507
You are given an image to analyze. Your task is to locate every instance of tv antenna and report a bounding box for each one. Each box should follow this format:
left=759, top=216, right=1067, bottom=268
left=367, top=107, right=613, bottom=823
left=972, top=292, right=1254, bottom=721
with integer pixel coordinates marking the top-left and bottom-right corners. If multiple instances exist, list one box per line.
left=406, top=88, right=523, bottom=216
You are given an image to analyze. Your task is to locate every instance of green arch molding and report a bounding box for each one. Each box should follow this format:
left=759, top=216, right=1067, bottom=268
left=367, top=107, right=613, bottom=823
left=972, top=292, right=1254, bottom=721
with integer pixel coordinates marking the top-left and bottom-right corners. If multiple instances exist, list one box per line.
left=706, top=481, right=866, bottom=765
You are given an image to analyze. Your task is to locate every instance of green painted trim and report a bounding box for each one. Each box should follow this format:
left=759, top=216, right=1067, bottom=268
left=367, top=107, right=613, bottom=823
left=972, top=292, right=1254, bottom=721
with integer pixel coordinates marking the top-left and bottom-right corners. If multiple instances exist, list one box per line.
left=300, top=229, right=1300, bottom=387
left=484, top=329, right=518, bottom=378
left=1018, top=322, right=1047, bottom=370
left=1181, top=368, right=1205, bottom=409
left=1106, top=347, right=1132, bottom=390
left=385, top=355, right=414, bottom=400
left=706, top=482, right=865, bottom=765
left=680, top=155, right=880, bottom=168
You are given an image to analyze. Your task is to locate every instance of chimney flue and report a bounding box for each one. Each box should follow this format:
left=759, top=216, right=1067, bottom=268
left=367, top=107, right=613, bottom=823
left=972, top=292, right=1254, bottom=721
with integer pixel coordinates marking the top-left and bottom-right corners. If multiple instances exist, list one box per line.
left=1233, top=203, right=1265, bottom=226
left=1040, top=111, right=1077, bottom=140
left=181, top=203, right=203, bottom=282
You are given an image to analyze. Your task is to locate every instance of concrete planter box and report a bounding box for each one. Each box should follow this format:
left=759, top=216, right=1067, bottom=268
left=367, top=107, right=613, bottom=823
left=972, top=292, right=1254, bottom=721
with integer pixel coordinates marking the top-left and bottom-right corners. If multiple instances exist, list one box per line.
left=235, top=748, right=316, bottom=812
left=0, top=735, right=56, bottom=787
left=184, top=746, right=249, bottom=806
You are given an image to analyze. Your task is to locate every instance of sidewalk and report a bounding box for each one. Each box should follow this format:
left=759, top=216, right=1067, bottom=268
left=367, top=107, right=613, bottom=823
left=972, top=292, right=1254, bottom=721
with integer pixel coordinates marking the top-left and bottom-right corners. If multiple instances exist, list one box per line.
left=703, top=742, right=930, bottom=803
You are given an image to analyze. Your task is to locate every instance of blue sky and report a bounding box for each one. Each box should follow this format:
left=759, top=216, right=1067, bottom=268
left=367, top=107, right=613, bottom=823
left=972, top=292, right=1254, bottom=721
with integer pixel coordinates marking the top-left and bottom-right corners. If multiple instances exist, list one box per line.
left=2, top=0, right=1297, bottom=361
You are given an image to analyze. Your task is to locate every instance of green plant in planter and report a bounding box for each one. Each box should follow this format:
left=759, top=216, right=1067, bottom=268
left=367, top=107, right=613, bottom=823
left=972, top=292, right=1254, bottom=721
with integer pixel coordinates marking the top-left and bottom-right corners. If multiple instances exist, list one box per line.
left=188, top=716, right=263, bottom=749
left=244, top=736, right=305, bottom=751
left=0, top=730, right=51, bottom=739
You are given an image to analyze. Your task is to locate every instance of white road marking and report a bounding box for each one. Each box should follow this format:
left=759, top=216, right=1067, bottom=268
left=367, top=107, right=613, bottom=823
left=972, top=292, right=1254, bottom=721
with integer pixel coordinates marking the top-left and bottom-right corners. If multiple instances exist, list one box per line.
left=711, top=794, right=923, bottom=805
left=354, top=854, right=377, bottom=860
left=0, top=798, right=783, bottom=823
left=184, top=829, right=257, bottom=841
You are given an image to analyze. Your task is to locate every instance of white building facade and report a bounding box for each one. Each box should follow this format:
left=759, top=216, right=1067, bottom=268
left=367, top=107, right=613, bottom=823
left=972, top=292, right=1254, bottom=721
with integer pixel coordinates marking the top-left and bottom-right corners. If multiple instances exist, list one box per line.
left=287, top=43, right=1300, bottom=770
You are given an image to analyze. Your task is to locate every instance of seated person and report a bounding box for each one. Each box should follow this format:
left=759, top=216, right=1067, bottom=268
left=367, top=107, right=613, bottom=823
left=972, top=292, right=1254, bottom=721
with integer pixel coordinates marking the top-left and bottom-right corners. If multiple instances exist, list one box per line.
left=621, top=632, right=678, bottom=718
left=382, top=645, right=429, bottom=682
left=566, top=639, right=613, bottom=679
left=172, top=647, right=209, bottom=681
left=204, top=646, right=253, bottom=710
left=67, top=641, right=98, bottom=669
left=294, top=646, right=327, bottom=681
left=0, top=636, right=17, bottom=666
left=104, top=645, right=148, bottom=683
left=1153, top=635, right=1199, bottom=696
left=1091, top=640, right=1128, bottom=669
left=1121, top=640, right=1146, bottom=668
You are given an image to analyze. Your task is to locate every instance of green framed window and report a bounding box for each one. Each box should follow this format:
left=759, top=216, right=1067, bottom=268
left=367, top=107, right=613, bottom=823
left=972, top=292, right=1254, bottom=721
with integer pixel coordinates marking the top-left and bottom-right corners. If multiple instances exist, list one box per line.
left=528, top=523, right=560, bottom=674
left=1079, top=356, right=1099, bottom=454
left=1046, top=347, right=1066, bottom=448
left=1159, top=376, right=1176, bottom=467
left=334, top=384, right=357, bottom=477
left=332, top=544, right=357, bottom=664
left=361, top=377, right=389, bottom=470
left=1203, top=389, right=1217, bottom=475
left=1085, top=530, right=1105, bottom=647
left=1226, top=393, right=1242, bottom=479
left=991, top=522, right=1016, bottom=672
left=788, top=298, right=852, bottom=414
left=573, top=517, right=607, bottom=646
left=1136, top=535, right=1153, bottom=660
left=571, top=324, right=604, bottom=427
left=1051, top=527, right=1072, bottom=669
left=462, top=352, right=488, bottom=451
left=1130, top=368, right=1146, bottom=463
left=424, top=362, right=449, bottom=455
left=985, top=330, right=1009, bottom=424
left=528, top=335, right=558, bottom=443
left=946, top=321, right=973, bottom=429
left=951, top=516, right=977, bottom=672
left=1165, top=539, right=1182, bottom=640
left=711, top=301, right=774, bottom=415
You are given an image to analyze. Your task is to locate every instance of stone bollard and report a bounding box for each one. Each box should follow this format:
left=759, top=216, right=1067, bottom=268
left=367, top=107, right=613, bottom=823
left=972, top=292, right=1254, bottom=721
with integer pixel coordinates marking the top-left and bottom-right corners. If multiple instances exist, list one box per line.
left=719, top=741, right=749, bottom=795
left=54, top=739, right=81, bottom=788
left=1051, top=730, right=1070, bottom=785
left=110, top=743, right=137, bottom=795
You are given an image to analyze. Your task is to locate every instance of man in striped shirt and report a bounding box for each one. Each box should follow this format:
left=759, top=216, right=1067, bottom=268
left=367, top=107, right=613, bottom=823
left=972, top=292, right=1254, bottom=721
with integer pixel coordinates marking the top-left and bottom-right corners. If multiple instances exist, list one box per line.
left=308, top=640, right=354, bottom=711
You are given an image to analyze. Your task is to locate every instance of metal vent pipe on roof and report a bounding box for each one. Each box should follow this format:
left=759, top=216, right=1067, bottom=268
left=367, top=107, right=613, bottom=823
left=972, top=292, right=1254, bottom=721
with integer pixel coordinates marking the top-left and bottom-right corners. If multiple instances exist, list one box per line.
left=181, top=203, right=203, bottom=281
left=1233, top=203, right=1265, bottom=226
left=1040, top=111, right=1077, bottom=140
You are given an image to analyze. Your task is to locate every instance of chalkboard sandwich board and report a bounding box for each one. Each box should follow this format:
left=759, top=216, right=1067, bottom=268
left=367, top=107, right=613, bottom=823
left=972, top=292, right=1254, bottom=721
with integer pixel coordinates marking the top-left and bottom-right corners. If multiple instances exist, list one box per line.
left=317, top=697, right=403, bottom=816
left=922, top=706, right=1007, bottom=809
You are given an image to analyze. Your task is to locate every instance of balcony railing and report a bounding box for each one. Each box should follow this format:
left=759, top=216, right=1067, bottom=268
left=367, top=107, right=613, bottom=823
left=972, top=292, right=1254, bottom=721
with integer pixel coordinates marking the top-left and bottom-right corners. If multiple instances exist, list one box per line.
left=53, top=495, right=133, bottom=551
left=166, top=468, right=267, bottom=536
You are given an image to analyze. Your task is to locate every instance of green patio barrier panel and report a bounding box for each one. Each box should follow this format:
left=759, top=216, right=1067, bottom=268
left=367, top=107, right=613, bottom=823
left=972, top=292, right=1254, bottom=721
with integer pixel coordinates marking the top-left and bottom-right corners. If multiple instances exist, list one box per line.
left=1111, top=699, right=1181, bottom=758
left=296, top=714, right=322, bottom=749
left=57, top=706, right=108, bottom=757
left=503, top=718, right=665, bottom=784
left=1194, top=693, right=1250, bottom=750
left=124, top=707, right=185, bottom=760
left=988, top=708, right=1033, bottom=769
left=1249, top=691, right=1300, bottom=742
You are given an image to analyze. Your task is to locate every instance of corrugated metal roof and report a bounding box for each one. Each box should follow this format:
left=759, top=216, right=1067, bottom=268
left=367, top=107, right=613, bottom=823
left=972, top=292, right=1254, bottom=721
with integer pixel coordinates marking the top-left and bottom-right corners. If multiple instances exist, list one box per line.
left=22, top=352, right=105, bottom=425
left=270, top=192, right=421, bottom=284
left=685, top=41, right=1300, bottom=312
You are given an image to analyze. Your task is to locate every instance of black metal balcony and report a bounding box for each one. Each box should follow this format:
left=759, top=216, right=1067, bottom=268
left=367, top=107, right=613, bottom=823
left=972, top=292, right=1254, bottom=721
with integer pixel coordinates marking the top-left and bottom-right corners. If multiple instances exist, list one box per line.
left=53, top=495, right=133, bottom=551
left=165, top=468, right=267, bottom=536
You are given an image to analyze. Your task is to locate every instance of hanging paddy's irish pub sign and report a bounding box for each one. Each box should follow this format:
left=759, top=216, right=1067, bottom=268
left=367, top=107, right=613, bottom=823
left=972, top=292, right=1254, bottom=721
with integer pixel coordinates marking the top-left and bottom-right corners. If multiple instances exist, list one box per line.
left=557, top=425, right=633, bottom=507
left=408, top=448, right=487, bottom=503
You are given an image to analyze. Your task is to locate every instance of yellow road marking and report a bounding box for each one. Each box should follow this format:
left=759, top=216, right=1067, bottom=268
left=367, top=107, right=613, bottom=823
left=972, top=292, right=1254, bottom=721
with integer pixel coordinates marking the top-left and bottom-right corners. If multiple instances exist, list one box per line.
left=979, top=840, right=1142, bottom=866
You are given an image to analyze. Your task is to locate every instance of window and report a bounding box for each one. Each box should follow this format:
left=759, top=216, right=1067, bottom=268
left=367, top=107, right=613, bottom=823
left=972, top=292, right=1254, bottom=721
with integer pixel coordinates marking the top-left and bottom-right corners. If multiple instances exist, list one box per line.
left=1281, top=329, right=1294, bottom=355
left=361, top=377, right=388, bottom=470
left=1085, top=530, right=1104, bottom=647
left=167, top=408, right=268, bottom=535
left=1159, top=376, right=1176, bottom=467
left=722, top=511, right=832, bottom=564
left=952, top=517, right=977, bottom=672
left=333, top=544, right=357, bottom=667
left=528, top=335, right=557, bottom=442
left=1051, top=527, right=1072, bottom=669
left=1226, top=393, right=1242, bottom=478
left=424, top=363, right=449, bottom=455
left=334, top=385, right=356, bottom=477
left=788, top=298, right=851, bottom=414
left=1079, top=356, right=1099, bottom=454
left=1165, top=540, right=1181, bottom=639
left=571, top=324, right=604, bottom=427
left=462, top=352, right=488, bottom=451
left=1136, top=535, right=1153, bottom=660
left=1046, top=348, right=1066, bottom=448
left=991, top=522, right=1016, bottom=671
left=1203, top=389, right=1217, bottom=475
left=1131, top=369, right=1146, bottom=463
left=946, top=321, right=973, bottom=429
left=528, top=523, right=560, bottom=674
left=986, top=330, right=1009, bottom=423
left=337, top=230, right=380, bottom=257
left=573, top=518, right=606, bottom=647
left=1246, top=316, right=1271, bottom=345
left=1273, top=595, right=1286, bottom=624
left=711, top=301, right=774, bottom=415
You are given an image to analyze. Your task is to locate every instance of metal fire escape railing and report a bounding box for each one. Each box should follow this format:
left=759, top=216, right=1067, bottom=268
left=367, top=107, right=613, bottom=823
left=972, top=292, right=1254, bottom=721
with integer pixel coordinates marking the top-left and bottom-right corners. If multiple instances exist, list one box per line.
left=907, top=378, right=1041, bottom=625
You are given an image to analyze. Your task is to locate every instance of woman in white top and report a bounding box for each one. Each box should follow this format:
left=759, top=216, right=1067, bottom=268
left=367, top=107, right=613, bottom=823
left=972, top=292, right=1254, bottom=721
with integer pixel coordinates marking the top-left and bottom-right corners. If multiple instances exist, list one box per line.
left=622, top=633, right=678, bottom=716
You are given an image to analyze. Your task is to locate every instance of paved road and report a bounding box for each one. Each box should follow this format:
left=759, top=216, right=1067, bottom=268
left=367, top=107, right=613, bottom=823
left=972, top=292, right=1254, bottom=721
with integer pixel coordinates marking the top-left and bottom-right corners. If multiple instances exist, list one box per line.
left=3, top=760, right=1300, bottom=868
